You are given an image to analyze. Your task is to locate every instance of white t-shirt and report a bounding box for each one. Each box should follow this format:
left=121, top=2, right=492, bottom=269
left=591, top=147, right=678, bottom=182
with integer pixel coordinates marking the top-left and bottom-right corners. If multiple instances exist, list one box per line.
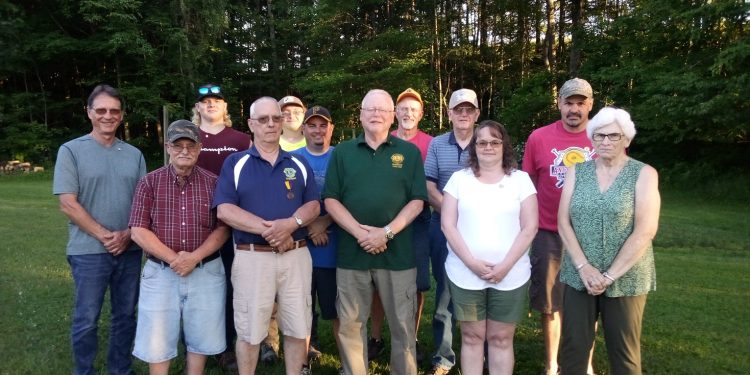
left=443, top=168, right=537, bottom=291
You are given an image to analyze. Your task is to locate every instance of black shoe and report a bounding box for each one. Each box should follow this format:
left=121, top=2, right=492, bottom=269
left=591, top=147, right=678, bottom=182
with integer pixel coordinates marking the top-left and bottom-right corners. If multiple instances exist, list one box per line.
left=367, top=337, right=385, bottom=360
left=308, top=344, right=322, bottom=362
left=260, top=341, right=279, bottom=365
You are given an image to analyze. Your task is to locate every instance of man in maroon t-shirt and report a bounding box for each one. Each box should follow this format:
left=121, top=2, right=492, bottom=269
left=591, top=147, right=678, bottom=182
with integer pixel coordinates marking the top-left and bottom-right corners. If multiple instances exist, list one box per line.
left=522, top=78, right=597, bottom=375
left=192, top=83, right=251, bottom=371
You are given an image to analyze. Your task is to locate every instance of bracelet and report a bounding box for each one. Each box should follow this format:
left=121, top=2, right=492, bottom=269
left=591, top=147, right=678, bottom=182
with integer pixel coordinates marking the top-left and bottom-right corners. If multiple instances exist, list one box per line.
left=602, top=272, right=616, bottom=283
left=575, top=262, right=588, bottom=271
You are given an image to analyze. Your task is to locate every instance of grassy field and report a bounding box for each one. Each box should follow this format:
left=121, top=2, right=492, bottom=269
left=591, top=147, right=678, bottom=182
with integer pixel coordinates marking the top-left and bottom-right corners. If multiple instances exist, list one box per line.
left=0, top=173, right=748, bottom=374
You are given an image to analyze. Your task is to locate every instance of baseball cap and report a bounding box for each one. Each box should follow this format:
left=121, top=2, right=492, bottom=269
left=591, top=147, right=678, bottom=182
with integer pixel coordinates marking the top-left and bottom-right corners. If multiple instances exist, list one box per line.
left=303, top=106, right=332, bottom=123
left=279, top=95, right=306, bottom=110
left=396, top=88, right=424, bottom=107
left=167, top=120, right=200, bottom=143
left=559, top=78, right=593, bottom=99
left=448, top=89, right=479, bottom=109
left=196, top=84, right=224, bottom=101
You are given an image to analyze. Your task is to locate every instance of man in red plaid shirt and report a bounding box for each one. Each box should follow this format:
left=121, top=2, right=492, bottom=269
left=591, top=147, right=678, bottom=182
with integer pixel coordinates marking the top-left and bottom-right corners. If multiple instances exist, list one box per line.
left=129, top=120, right=230, bottom=375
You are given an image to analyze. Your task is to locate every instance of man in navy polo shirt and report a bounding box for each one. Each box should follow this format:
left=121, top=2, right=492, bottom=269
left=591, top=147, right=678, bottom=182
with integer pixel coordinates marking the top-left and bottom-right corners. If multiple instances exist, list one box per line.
left=214, top=97, right=320, bottom=375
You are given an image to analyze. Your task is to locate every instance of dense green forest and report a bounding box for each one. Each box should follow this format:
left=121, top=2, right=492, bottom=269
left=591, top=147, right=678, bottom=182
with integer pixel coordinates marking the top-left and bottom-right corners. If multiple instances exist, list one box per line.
left=1, top=0, right=748, bottom=187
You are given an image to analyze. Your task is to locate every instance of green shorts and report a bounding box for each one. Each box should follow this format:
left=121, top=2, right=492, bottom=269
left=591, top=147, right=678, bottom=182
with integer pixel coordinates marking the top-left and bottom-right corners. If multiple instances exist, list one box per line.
left=448, top=278, right=529, bottom=323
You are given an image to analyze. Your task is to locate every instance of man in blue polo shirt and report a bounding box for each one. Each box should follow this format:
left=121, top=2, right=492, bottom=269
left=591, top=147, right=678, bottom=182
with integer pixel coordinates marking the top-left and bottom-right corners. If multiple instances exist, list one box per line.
left=213, top=96, right=320, bottom=375
left=423, top=88, right=481, bottom=375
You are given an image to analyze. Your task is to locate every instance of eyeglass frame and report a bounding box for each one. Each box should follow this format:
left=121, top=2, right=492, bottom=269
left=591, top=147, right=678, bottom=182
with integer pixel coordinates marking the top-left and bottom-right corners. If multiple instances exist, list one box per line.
left=592, top=132, right=624, bottom=142
left=361, top=107, right=395, bottom=115
left=251, top=115, right=284, bottom=125
left=451, top=106, right=479, bottom=115
left=167, top=142, right=201, bottom=153
left=475, top=140, right=503, bottom=149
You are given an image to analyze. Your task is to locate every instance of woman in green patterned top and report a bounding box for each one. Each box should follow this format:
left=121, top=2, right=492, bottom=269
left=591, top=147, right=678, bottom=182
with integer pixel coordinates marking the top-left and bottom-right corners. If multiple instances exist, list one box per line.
left=557, top=107, right=661, bottom=375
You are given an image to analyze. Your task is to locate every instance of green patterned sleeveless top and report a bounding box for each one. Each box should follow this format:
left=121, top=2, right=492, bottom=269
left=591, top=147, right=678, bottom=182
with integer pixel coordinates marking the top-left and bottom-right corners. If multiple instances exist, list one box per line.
left=559, top=159, right=656, bottom=297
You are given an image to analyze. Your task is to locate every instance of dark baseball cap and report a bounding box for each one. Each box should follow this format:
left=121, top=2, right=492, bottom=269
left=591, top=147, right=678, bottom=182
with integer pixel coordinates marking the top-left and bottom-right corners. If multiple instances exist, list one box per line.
left=167, top=120, right=200, bottom=143
left=303, top=106, right=332, bottom=123
left=197, top=84, right=224, bottom=101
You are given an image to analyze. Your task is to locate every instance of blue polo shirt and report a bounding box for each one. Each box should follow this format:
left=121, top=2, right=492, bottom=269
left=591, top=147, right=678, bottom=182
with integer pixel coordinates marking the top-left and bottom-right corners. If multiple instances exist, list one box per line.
left=424, top=131, right=470, bottom=192
left=212, top=146, right=319, bottom=245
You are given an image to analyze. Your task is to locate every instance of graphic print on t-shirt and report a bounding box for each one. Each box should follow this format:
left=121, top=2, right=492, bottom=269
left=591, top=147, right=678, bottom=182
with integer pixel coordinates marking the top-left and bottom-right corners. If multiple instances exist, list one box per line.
left=549, top=146, right=595, bottom=188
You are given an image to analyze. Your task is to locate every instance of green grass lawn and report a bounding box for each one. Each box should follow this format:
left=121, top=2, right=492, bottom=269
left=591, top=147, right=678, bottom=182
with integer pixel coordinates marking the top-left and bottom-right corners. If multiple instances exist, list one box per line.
left=1, top=174, right=748, bottom=374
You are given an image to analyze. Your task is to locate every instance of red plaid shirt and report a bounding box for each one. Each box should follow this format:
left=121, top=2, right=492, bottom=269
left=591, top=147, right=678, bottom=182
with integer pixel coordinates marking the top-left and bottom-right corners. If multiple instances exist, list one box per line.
left=129, top=165, right=224, bottom=252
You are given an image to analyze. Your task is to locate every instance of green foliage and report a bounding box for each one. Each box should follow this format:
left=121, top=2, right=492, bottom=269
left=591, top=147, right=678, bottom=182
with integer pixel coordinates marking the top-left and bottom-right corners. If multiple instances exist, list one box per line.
left=0, top=0, right=747, bottom=186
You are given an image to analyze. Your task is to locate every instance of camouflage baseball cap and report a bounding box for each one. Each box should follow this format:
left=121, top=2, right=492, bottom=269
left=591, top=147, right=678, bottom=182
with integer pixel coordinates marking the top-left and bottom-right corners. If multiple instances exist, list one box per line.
left=167, top=120, right=200, bottom=143
left=559, top=78, right=593, bottom=99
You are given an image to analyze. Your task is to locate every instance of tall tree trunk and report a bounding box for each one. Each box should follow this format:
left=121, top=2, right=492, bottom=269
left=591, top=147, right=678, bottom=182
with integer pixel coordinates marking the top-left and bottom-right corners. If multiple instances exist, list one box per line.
left=433, top=0, right=445, bottom=131
left=557, top=0, right=566, bottom=74
left=267, top=0, right=278, bottom=73
left=569, top=0, right=583, bottom=77
left=545, top=0, right=556, bottom=72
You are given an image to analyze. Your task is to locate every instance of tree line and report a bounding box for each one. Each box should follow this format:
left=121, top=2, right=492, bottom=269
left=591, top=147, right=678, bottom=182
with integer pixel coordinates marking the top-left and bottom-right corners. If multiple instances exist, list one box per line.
left=1, top=0, right=747, bottom=178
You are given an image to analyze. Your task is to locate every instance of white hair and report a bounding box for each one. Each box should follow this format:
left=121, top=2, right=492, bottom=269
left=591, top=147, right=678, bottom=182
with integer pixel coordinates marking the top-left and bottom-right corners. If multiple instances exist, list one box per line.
left=249, top=96, right=280, bottom=118
left=587, top=106, right=637, bottom=141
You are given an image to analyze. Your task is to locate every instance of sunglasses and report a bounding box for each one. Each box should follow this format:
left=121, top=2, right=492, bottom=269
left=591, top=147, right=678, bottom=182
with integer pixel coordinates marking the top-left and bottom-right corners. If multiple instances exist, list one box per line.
left=198, top=86, right=221, bottom=95
left=91, top=108, right=122, bottom=116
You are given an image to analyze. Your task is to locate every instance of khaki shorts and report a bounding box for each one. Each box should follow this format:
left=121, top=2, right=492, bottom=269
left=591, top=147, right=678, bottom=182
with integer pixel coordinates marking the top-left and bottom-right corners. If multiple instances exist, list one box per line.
left=231, top=247, right=312, bottom=345
left=529, top=230, right=565, bottom=314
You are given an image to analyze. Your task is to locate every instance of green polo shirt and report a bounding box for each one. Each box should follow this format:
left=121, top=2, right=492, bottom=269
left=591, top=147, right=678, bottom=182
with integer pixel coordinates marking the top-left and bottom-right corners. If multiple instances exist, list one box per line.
left=323, top=134, right=428, bottom=270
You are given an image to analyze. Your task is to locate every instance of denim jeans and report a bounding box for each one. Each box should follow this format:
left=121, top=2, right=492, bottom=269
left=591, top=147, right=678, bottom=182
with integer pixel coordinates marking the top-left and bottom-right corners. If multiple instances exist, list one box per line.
left=67, top=250, right=142, bottom=375
left=428, top=213, right=456, bottom=368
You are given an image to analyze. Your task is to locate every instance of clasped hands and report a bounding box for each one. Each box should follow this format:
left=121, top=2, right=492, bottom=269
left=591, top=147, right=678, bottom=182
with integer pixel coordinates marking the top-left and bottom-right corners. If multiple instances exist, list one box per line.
left=578, top=265, right=614, bottom=295
left=357, top=225, right=388, bottom=254
left=467, top=258, right=508, bottom=284
left=100, top=229, right=131, bottom=256
left=261, top=218, right=297, bottom=252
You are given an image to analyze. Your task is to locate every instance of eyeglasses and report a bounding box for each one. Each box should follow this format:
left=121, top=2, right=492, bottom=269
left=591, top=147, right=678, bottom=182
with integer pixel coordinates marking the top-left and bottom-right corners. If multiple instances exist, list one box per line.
left=397, top=107, right=422, bottom=114
left=91, top=107, right=122, bottom=116
left=361, top=107, right=394, bottom=114
left=592, top=133, right=624, bottom=142
left=252, top=115, right=284, bottom=124
left=198, top=86, right=221, bottom=95
left=476, top=140, right=503, bottom=149
left=452, top=107, right=477, bottom=115
left=168, top=143, right=200, bottom=152
left=282, top=109, right=304, bottom=117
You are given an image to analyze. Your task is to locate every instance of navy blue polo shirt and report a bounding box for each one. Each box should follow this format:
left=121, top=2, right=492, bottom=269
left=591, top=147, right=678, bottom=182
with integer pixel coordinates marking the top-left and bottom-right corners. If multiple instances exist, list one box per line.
left=212, top=146, right=319, bottom=245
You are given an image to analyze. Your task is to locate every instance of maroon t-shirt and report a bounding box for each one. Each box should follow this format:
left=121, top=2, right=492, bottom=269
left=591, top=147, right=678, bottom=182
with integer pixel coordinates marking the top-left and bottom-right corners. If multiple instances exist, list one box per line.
left=196, top=126, right=252, bottom=175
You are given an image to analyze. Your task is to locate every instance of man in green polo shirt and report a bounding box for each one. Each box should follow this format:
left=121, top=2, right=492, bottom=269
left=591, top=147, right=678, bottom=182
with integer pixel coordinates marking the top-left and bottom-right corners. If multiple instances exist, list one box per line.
left=323, top=89, right=428, bottom=375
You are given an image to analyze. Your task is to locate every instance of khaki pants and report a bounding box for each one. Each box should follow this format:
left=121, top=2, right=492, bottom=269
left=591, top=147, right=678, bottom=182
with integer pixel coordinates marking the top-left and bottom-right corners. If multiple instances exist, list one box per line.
left=336, top=268, right=418, bottom=375
left=560, top=285, right=647, bottom=375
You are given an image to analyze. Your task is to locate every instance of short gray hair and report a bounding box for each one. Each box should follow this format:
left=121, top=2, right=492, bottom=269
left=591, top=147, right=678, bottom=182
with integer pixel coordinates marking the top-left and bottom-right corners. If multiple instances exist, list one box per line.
left=249, top=96, right=280, bottom=118
left=587, top=107, right=636, bottom=141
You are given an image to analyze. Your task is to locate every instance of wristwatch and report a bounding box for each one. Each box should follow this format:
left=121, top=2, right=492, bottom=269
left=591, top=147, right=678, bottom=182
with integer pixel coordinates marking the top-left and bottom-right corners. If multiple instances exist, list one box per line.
left=384, top=225, right=395, bottom=241
left=294, top=215, right=303, bottom=227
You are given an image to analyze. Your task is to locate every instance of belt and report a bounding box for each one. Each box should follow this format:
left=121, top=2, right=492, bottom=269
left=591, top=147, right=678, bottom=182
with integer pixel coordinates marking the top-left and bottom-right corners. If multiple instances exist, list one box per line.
left=236, top=239, right=307, bottom=253
left=146, top=250, right=220, bottom=267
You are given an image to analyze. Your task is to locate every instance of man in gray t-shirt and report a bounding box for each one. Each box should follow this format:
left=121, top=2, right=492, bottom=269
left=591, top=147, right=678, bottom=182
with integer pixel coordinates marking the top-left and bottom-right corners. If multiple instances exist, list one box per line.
left=53, top=84, right=146, bottom=375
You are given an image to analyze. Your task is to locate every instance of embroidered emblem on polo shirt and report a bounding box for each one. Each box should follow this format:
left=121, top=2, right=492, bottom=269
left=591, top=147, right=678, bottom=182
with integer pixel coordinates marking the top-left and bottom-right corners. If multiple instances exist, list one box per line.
left=391, top=153, right=404, bottom=168
left=283, top=167, right=297, bottom=180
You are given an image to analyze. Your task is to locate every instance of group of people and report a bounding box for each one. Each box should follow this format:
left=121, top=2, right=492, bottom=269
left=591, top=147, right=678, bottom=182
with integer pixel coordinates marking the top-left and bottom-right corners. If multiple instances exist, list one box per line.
left=53, top=78, right=660, bottom=375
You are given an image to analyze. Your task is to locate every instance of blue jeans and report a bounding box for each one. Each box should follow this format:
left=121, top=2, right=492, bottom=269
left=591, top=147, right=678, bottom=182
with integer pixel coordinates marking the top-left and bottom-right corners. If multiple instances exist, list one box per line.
left=67, top=250, right=142, bottom=375
left=428, top=213, right=456, bottom=368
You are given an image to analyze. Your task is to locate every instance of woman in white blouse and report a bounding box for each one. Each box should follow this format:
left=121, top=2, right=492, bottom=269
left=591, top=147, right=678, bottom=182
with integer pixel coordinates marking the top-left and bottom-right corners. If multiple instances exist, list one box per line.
left=441, top=120, right=538, bottom=375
